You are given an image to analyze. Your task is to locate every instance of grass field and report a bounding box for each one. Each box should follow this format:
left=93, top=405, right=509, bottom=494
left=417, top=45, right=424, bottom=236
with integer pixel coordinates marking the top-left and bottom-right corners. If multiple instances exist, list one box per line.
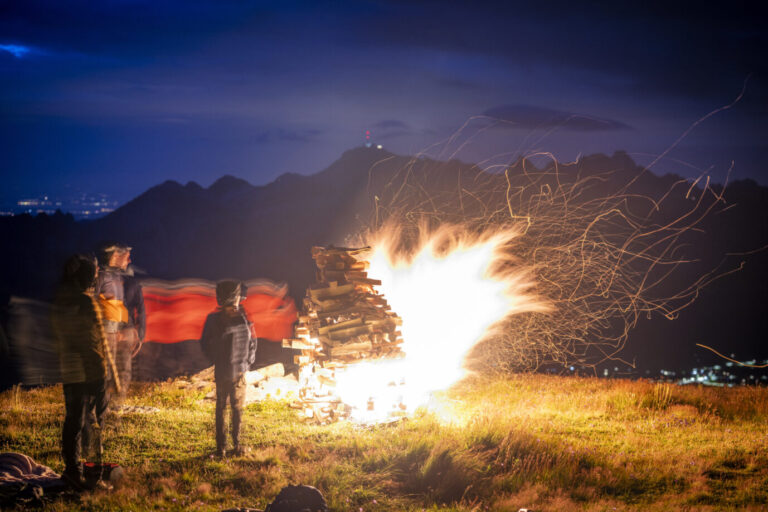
left=1, top=373, right=767, bottom=511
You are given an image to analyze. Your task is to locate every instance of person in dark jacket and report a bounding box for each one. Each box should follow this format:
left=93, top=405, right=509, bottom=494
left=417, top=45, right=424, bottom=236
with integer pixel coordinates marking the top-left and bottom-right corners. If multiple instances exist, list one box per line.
left=51, top=254, right=114, bottom=490
left=200, top=280, right=256, bottom=457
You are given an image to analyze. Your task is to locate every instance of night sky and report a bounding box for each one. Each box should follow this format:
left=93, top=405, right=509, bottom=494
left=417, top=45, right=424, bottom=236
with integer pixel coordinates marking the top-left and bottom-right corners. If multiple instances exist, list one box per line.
left=2, top=1, right=766, bottom=204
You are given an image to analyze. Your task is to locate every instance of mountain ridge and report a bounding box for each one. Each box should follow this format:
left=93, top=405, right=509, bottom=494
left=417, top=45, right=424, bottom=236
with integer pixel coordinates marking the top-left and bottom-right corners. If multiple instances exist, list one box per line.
left=1, top=146, right=766, bottom=372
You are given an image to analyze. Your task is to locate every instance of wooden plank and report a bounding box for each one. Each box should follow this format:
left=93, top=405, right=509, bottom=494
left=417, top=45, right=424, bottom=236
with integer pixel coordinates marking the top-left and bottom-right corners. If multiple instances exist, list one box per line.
left=322, top=269, right=370, bottom=281
left=316, top=303, right=382, bottom=318
left=363, top=294, right=389, bottom=305
left=327, top=324, right=372, bottom=341
left=324, top=246, right=371, bottom=255
left=294, top=355, right=311, bottom=365
left=349, top=277, right=382, bottom=286
left=318, top=317, right=363, bottom=335
left=363, top=317, right=396, bottom=329
left=328, top=341, right=373, bottom=357
left=311, top=296, right=349, bottom=310
left=282, top=338, right=315, bottom=350
left=309, top=283, right=355, bottom=300
left=321, top=361, right=347, bottom=369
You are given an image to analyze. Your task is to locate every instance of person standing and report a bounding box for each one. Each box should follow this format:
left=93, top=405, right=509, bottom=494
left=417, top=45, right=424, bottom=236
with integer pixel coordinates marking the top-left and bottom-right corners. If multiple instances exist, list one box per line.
left=200, top=281, right=256, bottom=457
left=51, top=254, right=115, bottom=490
left=123, top=265, right=146, bottom=360
left=95, top=242, right=134, bottom=403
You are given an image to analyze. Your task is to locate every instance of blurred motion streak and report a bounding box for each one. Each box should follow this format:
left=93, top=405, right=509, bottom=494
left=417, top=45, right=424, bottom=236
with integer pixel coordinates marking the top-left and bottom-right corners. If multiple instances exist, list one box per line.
left=6, top=279, right=296, bottom=385
left=142, top=279, right=297, bottom=344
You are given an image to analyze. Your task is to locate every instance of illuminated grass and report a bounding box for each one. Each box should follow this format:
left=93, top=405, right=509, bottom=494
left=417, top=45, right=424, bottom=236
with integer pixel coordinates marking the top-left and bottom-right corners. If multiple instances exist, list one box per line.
left=1, top=374, right=766, bottom=510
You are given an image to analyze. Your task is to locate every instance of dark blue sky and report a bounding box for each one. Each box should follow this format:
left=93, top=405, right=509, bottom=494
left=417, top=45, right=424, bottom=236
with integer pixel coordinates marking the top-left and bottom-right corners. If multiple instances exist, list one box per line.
left=2, top=1, right=766, bottom=203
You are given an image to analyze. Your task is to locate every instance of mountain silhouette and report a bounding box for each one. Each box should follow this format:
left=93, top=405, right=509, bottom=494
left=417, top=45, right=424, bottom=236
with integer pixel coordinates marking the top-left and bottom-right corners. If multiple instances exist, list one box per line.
left=1, top=146, right=766, bottom=374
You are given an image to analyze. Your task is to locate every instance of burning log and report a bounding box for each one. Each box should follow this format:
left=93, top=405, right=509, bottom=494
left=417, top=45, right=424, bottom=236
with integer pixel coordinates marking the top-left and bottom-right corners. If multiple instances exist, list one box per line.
left=284, top=245, right=407, bottom=423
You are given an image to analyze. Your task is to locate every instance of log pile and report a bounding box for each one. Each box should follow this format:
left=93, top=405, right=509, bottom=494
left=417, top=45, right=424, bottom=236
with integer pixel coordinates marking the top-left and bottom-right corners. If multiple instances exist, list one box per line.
left=283, top=245, right=404, bottom=365
left=283, top=245, right=406, bottom=423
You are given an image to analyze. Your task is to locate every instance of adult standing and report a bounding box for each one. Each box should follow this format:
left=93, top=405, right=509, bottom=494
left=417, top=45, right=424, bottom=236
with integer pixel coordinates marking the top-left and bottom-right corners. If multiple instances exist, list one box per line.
left=51, top=254, right=114, bottom=490
left=95, top=242, right=134, bottom=403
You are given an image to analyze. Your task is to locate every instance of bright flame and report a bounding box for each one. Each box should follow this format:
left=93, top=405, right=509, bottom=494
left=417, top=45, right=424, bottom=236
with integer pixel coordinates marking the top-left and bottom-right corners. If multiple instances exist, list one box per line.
left=331, top=224, right=550, bottom=423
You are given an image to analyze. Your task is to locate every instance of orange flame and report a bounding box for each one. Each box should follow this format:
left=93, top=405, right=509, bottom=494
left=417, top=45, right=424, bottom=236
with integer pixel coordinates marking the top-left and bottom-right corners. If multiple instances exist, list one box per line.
left=332, top=223, right=550, bottom=423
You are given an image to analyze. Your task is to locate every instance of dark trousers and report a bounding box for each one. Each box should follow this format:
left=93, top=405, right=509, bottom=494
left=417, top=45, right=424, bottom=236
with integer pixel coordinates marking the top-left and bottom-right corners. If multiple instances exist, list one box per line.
left=215, top=375, right=247, bottom=451
left=62, top=380, right=108, bottom=474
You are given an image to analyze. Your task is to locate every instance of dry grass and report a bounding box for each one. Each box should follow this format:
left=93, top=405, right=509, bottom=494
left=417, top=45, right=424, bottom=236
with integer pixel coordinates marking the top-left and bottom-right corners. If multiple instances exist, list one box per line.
left=1, top=374, right=767, bottom=511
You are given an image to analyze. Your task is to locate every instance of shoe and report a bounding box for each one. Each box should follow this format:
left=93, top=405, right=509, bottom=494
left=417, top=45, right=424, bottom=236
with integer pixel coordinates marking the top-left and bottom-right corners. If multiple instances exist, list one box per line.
left=91, top=479, right=114, bottom=491
left=231, top=445, right=249, bottom=457
left=61, top=471, right=88, bottom=492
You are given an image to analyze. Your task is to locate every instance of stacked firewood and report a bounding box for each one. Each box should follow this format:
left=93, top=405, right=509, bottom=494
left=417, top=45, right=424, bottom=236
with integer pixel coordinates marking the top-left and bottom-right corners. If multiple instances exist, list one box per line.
left=283, top=245, right=404, bottom=364
left=283, top=245, right=405, bottom=423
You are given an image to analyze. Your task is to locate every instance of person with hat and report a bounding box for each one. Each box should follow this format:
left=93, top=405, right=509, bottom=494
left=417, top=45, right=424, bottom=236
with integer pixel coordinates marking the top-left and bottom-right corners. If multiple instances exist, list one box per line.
left=94, top=242, right=135, bottom=403
left=199, top=280, right=256, bottom=457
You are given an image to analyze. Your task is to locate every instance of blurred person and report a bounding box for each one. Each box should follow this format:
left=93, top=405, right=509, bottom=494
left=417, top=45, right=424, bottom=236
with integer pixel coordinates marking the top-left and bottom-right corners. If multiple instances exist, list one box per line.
left=50, top=254, right=114, bottom=490
left=95, top=242, right=136, bottom=403
left=199, top=280, right=256, bottom=457
left=123, top=265, right=146, bottom=356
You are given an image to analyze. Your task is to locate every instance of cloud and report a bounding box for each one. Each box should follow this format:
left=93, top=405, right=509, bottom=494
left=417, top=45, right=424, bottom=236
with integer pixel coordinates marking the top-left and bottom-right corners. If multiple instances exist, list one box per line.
left=375, top=130, right=412, bottom=141
left=249, top=127, right=324, bottom=145
left=368, top=119, right=418, bottom=141
left=482, top=105, right=631, bottom=132
left=0, top=1, right=265, bottom=62
left=345, top=2, right=766, bottom=101
left=0, top=44, right=32, bottom=58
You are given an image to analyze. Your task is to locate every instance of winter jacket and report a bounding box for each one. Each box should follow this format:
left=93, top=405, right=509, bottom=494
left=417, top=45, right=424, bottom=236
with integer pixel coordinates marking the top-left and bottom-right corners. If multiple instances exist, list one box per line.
left=200, top=308, right=256, bottom=382
left=51, top=287, right=109, bottom=384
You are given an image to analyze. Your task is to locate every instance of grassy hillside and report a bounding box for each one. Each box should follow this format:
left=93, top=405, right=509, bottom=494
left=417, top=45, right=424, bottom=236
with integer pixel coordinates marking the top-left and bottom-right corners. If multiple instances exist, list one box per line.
left=1, top=374, right=767, bottom=511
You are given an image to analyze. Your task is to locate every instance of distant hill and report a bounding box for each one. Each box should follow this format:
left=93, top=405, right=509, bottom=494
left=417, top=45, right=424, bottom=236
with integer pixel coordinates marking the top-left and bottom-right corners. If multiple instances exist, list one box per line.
left=1, top=146, right=766, bottom=372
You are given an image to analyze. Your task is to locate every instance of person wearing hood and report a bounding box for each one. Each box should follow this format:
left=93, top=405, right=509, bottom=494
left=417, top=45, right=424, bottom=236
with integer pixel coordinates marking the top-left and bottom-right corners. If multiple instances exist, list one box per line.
left=199, top=280, right=256, bottom=457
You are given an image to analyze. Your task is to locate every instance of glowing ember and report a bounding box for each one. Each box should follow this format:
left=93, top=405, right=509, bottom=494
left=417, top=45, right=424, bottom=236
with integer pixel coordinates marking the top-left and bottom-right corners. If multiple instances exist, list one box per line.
left=329, top=224, right=550, bottom=423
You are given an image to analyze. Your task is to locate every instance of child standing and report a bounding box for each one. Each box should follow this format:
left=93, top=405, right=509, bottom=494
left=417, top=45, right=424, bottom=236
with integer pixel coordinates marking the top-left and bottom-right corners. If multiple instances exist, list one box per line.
left=200, top=281, right=256, bottom=457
